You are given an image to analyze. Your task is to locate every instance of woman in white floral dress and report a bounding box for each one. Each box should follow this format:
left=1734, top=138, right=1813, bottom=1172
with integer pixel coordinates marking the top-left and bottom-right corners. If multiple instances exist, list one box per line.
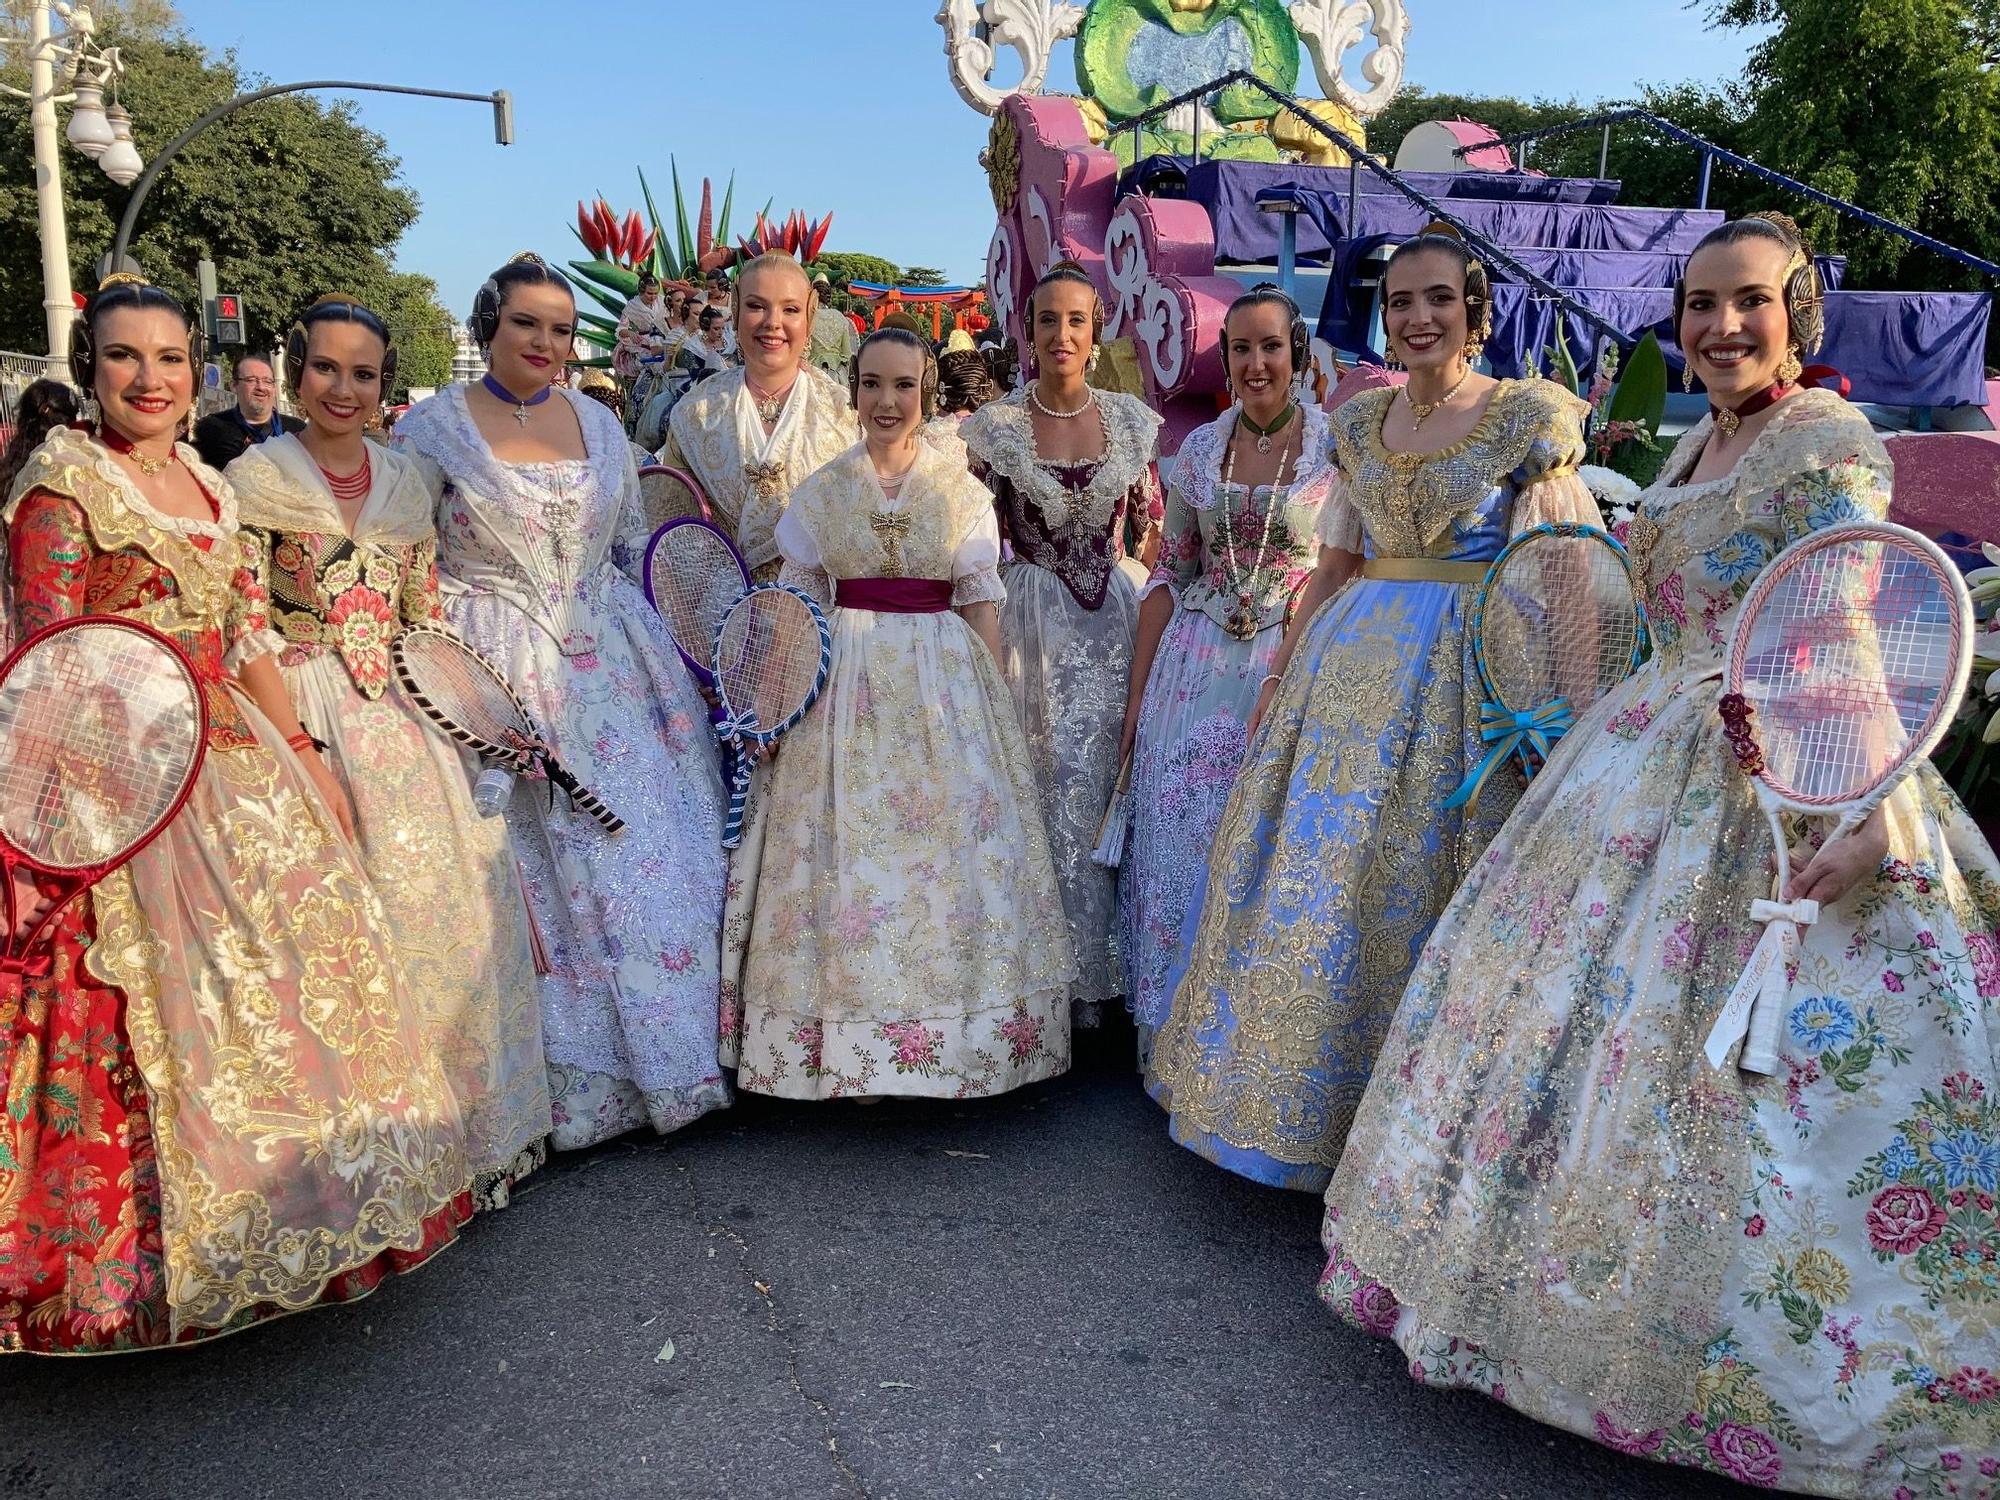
left=1318, top=216, right=2000, bottom=1496
left=397, top=254, right=728, bottom=1151
left=740, top=331, right=1075, bottom=1099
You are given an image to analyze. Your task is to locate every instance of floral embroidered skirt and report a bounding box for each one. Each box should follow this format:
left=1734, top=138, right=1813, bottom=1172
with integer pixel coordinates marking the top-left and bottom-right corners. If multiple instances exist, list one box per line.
left=1121, top=603, right=1284, bottom=1056
left=738, top=606, right=1075, bottom=1099
left=1145, top=575, right=1513, bottom=1191
left=1319, top=652, right=2000, bottom=1496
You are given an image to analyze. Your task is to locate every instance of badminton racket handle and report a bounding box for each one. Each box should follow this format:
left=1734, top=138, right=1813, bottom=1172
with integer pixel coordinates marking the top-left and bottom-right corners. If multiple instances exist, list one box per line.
left=472, top=766, right=514, bottom=819
left=543, top=759, right=626, bottom=836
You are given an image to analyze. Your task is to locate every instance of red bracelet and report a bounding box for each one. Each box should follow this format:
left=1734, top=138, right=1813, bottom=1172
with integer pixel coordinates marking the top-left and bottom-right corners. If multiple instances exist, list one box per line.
left=285, top=732, right=316, bottom=753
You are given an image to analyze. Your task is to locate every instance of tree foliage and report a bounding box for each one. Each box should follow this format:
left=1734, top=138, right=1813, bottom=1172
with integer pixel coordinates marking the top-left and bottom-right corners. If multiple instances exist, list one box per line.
left=0, top=7, right=454, bottom=383
left=1707, top=0, right=2000, bottom=291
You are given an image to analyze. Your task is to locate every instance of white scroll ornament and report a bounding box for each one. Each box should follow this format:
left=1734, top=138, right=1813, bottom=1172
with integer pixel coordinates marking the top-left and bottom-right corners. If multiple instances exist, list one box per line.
left=938, top=0, right=1087, bottom=116
left=1288, top=0, right=1410, bottom=121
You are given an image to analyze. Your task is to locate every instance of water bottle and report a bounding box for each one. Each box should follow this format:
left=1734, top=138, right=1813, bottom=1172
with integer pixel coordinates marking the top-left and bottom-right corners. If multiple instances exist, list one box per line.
left=472, top=766, right=514, bottom=818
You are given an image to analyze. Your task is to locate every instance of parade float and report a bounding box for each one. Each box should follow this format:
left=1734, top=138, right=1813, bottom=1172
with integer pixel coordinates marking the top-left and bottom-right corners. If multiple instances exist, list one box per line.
left=938, top=0, right=1996, bottom=457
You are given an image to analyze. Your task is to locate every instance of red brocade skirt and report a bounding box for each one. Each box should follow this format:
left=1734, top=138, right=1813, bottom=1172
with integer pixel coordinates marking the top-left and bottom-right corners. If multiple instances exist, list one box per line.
left=0, top=902, right=467, bottom=1356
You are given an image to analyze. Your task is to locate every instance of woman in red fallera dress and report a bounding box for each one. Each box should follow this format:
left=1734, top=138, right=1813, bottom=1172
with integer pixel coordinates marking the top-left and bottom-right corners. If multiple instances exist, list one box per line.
left=0, top=276, right=469, bottom=1355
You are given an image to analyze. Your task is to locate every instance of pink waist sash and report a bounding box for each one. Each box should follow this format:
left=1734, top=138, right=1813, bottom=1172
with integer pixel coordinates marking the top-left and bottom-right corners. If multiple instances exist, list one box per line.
left=834, top=578, right=953, bottom=614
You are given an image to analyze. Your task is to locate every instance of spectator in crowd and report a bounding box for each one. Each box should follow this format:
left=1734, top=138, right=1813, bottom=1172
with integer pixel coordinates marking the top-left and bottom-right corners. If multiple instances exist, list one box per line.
left=0, top=378, right=78, bottom=500
left=807, top=270, right=857, bottom=376
left=192, top=352, right=301, bottom=470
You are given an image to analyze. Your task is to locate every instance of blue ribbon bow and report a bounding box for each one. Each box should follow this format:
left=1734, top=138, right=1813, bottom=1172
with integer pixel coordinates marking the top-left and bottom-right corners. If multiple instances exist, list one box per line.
left=1443, top=696, right=1575, bottom=810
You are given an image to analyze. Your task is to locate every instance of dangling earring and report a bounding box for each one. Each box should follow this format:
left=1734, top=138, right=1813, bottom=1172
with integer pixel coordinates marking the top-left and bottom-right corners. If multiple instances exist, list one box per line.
left=1085, top=346, right=1101, bottom=377
left=1777, top=348, right=1803, bottom=386
left=1681, top=360, right=1695, bottom=394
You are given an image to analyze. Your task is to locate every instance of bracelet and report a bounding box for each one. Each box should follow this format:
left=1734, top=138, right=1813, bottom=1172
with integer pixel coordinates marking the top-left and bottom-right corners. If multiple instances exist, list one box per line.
left=1259, top=674, right=1283, bottom=691
left=285, top=731, right=328, bottom=755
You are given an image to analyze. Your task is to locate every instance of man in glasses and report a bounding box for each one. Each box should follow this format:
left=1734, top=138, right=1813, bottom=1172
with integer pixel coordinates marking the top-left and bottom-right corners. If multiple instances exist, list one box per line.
left=193, top=353, right=302, bottom=471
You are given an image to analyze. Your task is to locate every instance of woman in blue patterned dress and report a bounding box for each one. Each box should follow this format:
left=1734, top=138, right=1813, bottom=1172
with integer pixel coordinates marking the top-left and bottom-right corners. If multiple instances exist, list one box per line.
left=1146, top=230, right=1599, bottom=1191
left=1119, top=287, right=1336, bottom=1062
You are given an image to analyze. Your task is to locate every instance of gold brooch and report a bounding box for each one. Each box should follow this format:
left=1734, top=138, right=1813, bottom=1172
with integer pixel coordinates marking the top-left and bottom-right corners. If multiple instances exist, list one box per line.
left=869, top=511, right=913, bottom=572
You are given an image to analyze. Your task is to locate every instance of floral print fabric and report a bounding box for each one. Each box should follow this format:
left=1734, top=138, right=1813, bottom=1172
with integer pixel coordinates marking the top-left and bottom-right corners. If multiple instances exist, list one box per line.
left=1320, top=391, right=2000, bottom=1496
left=737, top=441, right=1075, bottom=1099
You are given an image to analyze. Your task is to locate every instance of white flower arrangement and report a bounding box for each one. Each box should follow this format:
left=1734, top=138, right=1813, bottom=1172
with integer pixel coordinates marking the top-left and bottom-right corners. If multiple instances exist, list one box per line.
left=1579, top=463, right=1643, bottom=535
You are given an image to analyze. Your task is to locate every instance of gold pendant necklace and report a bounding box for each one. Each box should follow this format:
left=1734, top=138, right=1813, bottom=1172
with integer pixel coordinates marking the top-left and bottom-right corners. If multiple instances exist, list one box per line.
left=1238, top=400, right=1296, bottom=455
left=746, top=376, right=794, bottom=425
left=1404, top=368, right=1471, bottom=429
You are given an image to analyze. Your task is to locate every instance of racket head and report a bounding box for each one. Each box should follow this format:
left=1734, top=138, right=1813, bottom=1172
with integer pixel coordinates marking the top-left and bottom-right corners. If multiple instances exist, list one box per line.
left=643, top=518, right=751, bottom=684
left=712, top=585, right=832, bottom=744
left=1724, top=521, right=1973, bottom=810
left=1470, top=521, right=1647, bottom=717
left=637, top=464, right=712, bottom=527
left=0, top=615, right=207, bottom=876
left=391, top=625, right=538, bottom=761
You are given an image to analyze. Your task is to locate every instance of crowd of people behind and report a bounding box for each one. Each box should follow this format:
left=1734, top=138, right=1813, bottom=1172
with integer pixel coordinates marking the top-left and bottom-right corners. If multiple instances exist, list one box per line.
left=0, top=211, right=1995, bottom=1500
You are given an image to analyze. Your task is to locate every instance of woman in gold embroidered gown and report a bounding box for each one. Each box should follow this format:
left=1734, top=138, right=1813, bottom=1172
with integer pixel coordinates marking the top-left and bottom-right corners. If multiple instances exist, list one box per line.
left=0, top=278, right=466, bottom=1355
left=1148, top=232, right=1597, bottom=1191
left=960, top=262, right=1163, bottom=1029
left=228, top=296, right=550, bottom=1208
left=739, top=331, right=1075, bottom=1098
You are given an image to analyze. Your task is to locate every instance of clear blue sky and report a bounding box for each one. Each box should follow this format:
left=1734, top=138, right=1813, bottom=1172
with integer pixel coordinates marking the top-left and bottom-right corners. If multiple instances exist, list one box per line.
left=172, top=0, right=1757, bottom=315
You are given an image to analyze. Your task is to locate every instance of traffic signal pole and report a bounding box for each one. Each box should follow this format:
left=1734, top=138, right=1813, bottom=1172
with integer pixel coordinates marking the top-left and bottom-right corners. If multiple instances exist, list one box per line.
left=109, top=81, right=514, bottom=272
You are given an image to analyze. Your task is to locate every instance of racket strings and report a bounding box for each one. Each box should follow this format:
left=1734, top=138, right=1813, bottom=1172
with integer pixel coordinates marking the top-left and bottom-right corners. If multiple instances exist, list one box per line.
left=1738, top=540, right=1957, bottom=802
left=1483, top=537, right=1642, bottom=711
left=0, top=626, right=201, bottom=868
left=652, top=528, right=747, bottom=662
left=397, top=635, right=532, bottom=749
left=716, top=595, right=822, bottom=730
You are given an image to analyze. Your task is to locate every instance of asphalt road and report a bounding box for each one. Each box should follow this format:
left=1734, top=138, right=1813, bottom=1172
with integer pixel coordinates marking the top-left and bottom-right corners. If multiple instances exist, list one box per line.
left=0, top=1036, right=1752, bottom=1500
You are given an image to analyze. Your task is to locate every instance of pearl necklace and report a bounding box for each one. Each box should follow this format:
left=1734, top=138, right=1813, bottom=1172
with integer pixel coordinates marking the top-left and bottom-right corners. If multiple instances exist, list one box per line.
left=1029, top=382, right=1093, bottom=420
left=1216, top=420, right=1293, bottom=641
left=1403, top=367, right=1471, bottom=429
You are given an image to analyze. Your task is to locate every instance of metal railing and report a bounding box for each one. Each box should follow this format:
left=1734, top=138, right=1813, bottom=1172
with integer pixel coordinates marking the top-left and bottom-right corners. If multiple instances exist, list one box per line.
left=1455, top=108, right=2000, bottom=282
left=0, top=350, right=65, bottom=435
left=1115, top=69, right=1638, bottom=352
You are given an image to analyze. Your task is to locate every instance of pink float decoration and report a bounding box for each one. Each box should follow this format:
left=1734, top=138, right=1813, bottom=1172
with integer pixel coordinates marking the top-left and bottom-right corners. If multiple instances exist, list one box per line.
left=990, top=92, right=1240, bottom=456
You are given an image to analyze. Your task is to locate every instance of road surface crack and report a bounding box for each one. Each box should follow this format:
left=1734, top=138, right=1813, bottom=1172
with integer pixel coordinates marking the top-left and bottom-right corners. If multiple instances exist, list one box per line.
left=675, top=1160, right=869, bottom=1499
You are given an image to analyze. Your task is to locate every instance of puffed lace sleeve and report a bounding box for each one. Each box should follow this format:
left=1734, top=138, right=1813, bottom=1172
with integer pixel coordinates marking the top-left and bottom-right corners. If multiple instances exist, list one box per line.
left=1507, top=387, right=1600, bottom=536
left=1313, top=470, right=1365, bottom=554
left=774, top=503, right=832, bottom=610
left=951, top=505, right=1006, bottom=608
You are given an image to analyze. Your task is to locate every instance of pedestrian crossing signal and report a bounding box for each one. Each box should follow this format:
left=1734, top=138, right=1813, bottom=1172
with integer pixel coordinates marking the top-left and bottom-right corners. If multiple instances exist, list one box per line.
left=212, top=293, right=245, bottom=347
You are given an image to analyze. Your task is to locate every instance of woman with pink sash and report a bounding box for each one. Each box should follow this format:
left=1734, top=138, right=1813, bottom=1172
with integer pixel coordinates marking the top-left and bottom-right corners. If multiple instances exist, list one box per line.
left=736, top=330, right=1074, bottom=1100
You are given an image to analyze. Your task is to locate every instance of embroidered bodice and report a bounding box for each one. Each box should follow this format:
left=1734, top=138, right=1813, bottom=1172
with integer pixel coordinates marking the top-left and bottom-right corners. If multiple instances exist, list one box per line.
left=785, top=440, right=998, bottom=585
left=662, top=365, right=855, bottom=574
left=397, top=386, right=637, bottom=660
left=4, top=425, right=277, bottom=749
left=230, top=435, right=441, bottom=699
left=1154, top=401, right=1335, bottom=633
left=1323, top=378, right=1588, bottom=564
left=1621, top=389, right=1891, bottom=676
left=961, top=388, right=1164, bottom=610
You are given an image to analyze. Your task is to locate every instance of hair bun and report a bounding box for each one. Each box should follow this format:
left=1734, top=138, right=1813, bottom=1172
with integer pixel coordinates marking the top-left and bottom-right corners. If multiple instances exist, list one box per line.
left=1417, top=220, right=1467, bottom=244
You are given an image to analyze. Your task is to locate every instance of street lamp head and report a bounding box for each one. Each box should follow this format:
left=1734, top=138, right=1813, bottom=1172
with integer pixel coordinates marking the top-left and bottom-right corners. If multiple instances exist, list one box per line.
left=99, top=103, right=141, bottom=186
left=65, top=82, right=114, bottom=158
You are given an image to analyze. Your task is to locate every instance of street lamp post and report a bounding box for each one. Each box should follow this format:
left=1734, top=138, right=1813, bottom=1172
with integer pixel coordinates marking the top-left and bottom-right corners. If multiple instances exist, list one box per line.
left=110, top=81, right=514, bottom=270
left=0, top=2, right=143, bottom=373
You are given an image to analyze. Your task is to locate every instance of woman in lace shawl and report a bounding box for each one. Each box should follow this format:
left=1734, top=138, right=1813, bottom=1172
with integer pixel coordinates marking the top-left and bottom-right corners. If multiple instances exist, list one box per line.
left=1147, top=231, right=1598, bottom=1191
left=738, top=331, right=1075, bottom=1098
left=2, top=278, right=466, bottom=1353
left=1118, top=287, right=1337, bottom=1061
left=228, top=296, right=550, bottom=1209
left=960, top=262, right=1163, bottom=1030
left=396, top=254, right=728, bottom=1152
left=1319, top=215, right=2000, bottom=1496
